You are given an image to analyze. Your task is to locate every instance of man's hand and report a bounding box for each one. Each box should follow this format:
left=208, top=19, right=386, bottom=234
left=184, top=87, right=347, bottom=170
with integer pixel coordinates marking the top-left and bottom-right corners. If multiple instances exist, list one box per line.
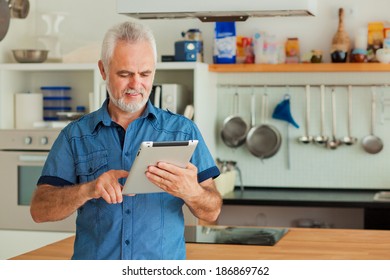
left=88, top=170, right=129, bottom=204
left=145, top=162, right=222, bottom=223
left=145, top=162, right=201, bottom=199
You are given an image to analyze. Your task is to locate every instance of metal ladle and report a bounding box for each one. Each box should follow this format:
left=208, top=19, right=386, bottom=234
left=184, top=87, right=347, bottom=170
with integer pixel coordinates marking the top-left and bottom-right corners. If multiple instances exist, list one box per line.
left=314, top=85, right=328, bottom=145
left=341, top=85, right=357, bottom=145
left=298, top=85, right=313, bottom=144
left=326, top=88, right=341, bottom=149
left=362, top=87, right=384, bottom=154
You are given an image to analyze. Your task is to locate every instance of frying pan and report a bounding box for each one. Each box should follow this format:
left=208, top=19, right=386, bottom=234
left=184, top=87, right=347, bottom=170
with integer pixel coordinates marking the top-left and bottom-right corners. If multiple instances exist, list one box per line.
left=220, top=91, right=248, bottom=148
left=0, top=0, right=11, bottom=42
left=362, top=87, right=383, bottom=154
left=246, top=93, right=282, bottom=159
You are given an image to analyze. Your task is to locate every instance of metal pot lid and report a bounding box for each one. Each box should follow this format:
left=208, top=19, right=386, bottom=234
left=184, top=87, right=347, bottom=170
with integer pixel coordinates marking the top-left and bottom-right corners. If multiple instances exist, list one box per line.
left=10, top=0, right=29, bottom=19
left=0, top=0, right=11, bottom=41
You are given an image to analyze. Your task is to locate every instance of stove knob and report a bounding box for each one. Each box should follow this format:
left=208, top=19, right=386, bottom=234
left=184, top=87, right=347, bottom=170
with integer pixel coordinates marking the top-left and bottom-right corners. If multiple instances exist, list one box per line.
left=40, top=136, right=49, bottom=145
left=24, top=136, right=32, bottom=145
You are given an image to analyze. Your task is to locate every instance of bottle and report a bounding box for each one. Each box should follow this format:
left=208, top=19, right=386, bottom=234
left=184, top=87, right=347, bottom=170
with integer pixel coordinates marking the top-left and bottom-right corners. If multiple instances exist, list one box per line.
left=331, top=8, right=350, bottom=63
left=253, top=32, right=264, bottom=64
left=285, top=38, right=300, bottom=63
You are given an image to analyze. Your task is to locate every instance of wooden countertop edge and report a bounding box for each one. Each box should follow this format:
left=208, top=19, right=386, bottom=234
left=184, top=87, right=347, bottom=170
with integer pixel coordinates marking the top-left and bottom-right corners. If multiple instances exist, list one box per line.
left=9, top=227, right=390, bottom=260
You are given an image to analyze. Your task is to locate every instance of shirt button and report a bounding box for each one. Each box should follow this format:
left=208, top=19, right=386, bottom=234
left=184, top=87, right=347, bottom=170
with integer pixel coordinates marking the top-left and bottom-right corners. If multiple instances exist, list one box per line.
left=125, top=209, right=131, bottom=214
left=125, top=152, right=129, bottom=156
left=125, top=240, right=130, bottom=245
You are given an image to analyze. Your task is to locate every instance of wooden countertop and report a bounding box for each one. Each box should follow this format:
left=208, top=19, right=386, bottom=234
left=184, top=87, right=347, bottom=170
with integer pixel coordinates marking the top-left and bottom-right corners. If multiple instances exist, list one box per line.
left=10, top=227, right=390, bottom=260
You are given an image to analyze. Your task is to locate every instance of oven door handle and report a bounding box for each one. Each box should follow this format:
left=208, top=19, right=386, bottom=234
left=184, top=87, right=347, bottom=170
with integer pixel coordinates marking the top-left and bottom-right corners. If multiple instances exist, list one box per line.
left=18, top=155, right=48, bottom=162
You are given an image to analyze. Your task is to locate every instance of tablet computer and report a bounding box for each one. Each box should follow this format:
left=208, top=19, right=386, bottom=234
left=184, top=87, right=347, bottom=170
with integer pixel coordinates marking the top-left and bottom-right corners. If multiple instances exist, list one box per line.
left=122, top=140, right=198, bottom=194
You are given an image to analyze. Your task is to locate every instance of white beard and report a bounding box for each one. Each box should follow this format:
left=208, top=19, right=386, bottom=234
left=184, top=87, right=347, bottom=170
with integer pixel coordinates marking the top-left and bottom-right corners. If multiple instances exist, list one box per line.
left=107, top=85, right=148, bottom=113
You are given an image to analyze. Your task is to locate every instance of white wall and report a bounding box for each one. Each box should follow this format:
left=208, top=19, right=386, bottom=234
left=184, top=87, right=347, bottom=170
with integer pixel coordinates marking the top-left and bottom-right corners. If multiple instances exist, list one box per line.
left=1, top=0, right=390, bottom=63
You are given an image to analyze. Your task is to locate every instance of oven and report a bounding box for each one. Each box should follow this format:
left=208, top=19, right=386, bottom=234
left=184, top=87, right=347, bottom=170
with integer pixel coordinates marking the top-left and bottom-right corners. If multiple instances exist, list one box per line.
left=0, top=129, right=75, bottom=232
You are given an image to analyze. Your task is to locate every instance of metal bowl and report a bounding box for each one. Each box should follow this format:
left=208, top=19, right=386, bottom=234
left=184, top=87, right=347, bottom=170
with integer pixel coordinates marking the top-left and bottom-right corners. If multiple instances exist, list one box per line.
left=12, top=49, right=49, bottom=63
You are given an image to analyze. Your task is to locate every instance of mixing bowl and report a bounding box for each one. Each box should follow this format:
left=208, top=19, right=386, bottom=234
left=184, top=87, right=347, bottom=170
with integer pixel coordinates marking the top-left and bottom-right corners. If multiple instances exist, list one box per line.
left=12, top=49, right=49, bottom=63
left=376, top=48, right=390, bottom=63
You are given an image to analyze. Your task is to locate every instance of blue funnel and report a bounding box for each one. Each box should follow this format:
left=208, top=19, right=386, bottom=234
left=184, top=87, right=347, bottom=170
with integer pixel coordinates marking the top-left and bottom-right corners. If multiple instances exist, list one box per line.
left=272, top=95, right=299, bottom=128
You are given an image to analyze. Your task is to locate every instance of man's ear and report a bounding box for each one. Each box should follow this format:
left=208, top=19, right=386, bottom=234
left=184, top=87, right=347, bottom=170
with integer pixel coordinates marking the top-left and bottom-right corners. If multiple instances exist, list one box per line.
left=98, top=60, right=107, bottom=80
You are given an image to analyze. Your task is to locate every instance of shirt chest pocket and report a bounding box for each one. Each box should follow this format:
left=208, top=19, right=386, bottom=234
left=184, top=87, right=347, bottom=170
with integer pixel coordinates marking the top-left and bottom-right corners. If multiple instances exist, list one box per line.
left=75, top=150, right=108, bottom=183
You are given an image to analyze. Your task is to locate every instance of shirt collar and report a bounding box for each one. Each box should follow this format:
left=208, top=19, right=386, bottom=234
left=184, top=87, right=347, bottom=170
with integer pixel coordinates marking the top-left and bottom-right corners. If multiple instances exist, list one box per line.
left=91, top=99, right=158, bottom=131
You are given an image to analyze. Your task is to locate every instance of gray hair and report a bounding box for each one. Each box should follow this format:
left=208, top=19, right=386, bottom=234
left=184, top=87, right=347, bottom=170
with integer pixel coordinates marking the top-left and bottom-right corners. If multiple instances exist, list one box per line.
left=100, top=21, right=157, bottom=71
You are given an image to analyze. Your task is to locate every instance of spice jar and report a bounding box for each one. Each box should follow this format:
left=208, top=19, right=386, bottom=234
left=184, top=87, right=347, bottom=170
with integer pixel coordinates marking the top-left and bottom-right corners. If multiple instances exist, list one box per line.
left=310, top=50, right=323, bottom=63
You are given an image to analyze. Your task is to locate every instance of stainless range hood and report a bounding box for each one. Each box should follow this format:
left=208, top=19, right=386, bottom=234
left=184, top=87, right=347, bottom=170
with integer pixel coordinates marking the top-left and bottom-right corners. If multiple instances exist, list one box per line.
left=117, top=0, right=317, bottom=22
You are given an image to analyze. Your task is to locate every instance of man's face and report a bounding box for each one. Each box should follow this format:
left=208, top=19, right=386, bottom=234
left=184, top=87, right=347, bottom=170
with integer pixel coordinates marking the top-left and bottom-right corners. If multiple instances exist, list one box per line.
left=100, top=40, right=156, bottom=113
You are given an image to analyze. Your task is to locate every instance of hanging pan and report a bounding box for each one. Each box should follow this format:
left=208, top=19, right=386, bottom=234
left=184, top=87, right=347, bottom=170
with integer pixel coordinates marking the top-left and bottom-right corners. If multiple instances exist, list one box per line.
left=220, top=90, right=248, bottom=148
left=246, top=92, right=282, bottom=159
left=0, top=0, right=11, bottom=42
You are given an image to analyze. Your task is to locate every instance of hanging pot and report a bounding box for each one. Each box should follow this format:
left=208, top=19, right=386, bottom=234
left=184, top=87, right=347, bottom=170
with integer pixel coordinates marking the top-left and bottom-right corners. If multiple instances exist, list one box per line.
left=0, top=0, right=11, bottom=41
left=9, top=0, right=29, bottom=19
left=220, top=91, right=248, bottom=148
left=246, top=93, right=282, bottom=159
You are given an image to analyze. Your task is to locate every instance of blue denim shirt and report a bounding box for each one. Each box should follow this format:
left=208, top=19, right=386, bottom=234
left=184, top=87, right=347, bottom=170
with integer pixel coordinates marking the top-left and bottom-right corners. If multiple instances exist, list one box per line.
left=38, top=99, right=220, bottom=260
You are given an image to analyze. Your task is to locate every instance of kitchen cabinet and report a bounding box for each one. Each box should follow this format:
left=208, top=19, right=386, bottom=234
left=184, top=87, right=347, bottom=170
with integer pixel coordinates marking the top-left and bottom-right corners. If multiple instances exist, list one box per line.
left=153, top=62, right=218, bottom=154
left=0, top=63, right=102, bottom=129
left=220, top=187, right=390, bottom=230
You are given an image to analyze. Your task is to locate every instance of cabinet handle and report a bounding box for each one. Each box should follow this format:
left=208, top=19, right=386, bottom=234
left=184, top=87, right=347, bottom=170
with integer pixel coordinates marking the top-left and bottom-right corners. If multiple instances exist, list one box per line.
left=19, top=155, right=47, bottom=162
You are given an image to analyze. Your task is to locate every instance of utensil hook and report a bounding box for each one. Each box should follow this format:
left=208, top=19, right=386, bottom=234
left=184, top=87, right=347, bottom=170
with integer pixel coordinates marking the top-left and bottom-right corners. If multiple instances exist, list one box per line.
left=305, top=85, right=311, bottom=137
left=347, top=85, right=353, bottom=136
left=233, top=87, right=239, bottom=115
left=331, top=87, right=337, bottom=138
left=261, top=86, right=267, bottom=123
left=371, top=86, right=377, bottom=135
left=250, top=87, right=256, bottom=127
left=284, top=85, right=290, bottom=100
left=320, top=85, right=326, bottom=136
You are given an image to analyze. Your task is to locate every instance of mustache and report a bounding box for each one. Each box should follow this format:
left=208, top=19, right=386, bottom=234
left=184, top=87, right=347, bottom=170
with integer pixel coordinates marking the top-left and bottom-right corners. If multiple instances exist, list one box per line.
left=125, top=88, right=146, bottom=95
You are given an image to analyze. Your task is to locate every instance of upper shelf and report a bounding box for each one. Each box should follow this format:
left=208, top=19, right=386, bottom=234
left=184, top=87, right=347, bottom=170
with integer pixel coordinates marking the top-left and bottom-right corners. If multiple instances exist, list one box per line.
left=2, top=62, right=389, bottom=73
left=208, top=63, right=390, bottom=73
left=0, top=63, right=98, bottom=71
left=0, top=62, right=208, bottom=71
